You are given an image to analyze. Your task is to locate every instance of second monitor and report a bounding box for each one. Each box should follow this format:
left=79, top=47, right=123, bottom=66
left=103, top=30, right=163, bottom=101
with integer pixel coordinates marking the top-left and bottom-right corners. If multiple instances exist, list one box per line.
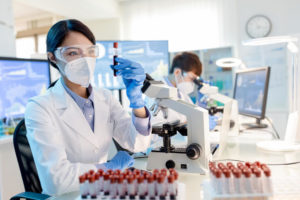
left=233, top=66, right=271, bottom=129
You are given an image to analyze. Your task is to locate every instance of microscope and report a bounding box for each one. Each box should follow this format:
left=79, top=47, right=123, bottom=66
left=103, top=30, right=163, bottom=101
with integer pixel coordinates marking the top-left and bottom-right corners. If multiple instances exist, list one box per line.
left=194, top=79, right=239, bottom=138
left=142, top=74, right=211, bottom=174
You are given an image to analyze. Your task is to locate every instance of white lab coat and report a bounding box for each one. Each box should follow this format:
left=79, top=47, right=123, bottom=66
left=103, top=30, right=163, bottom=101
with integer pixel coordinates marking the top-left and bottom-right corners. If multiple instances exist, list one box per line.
left=25, top=79, right=152, bottom=195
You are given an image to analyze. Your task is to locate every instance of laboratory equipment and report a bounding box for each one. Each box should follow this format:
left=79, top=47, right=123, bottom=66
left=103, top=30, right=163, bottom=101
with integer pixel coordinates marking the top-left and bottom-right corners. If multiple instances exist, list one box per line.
left=0, top=57, right=50, bottom=133
left=233, top=66, right=271, bottom=129
left=78, top=168, right=185, bottom=200
left=142, top=74, right=210, bottom=174
left=195, top=79, right=240, bottom=137
left=95, top=40, right=169, bottom=89
left=113, top=42, right=118, bottom=76
left=203, top=161, right=273, bottom=199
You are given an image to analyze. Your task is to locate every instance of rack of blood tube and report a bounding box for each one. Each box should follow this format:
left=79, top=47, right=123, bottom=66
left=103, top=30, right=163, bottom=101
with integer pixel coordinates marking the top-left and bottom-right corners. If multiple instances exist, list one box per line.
left=78, top=168, right=184, bottom=200
left=203, top=161, right=273, bottom=199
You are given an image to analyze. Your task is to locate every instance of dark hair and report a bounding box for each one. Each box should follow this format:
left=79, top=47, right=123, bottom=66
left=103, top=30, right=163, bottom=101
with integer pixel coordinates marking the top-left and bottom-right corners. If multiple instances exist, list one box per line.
left=170, top=52, right=202, bottom=76
left=46, top=19, right=96, bottom=70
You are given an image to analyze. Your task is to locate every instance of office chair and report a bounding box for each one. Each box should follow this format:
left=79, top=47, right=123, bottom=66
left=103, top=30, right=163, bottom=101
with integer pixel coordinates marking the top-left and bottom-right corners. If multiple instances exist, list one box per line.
left=10, top=80, right=59, bottom=200
left=10, top=119, right=51, bottom=200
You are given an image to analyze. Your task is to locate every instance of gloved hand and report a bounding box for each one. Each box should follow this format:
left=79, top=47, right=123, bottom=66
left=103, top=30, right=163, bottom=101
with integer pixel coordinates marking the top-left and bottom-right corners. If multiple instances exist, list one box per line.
left=104, top=151, right=135, bottom=170
left=209, top=115, right=218, bottom=131
left=111, top=57, right=146, bottom=109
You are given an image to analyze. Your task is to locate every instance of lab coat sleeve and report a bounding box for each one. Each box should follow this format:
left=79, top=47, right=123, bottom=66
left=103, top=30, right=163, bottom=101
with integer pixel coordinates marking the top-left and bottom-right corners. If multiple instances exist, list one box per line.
left=107, top=91, right=152, bottom=153
left=25, top=99, right=97, bottom=195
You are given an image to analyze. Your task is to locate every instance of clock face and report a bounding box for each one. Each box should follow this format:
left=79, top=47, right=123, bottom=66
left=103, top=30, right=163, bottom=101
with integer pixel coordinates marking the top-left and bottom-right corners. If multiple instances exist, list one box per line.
left=246, top=15, right=272, bottom=38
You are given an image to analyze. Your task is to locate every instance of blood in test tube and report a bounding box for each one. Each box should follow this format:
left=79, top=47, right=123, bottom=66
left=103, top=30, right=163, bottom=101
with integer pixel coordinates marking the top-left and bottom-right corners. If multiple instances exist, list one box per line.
left=217, top=163, right=226, bottom=170
left=147, top=175, right=156, bottom=199
left=245, top=162, right=251, bottom=168
left=109, top=175, right=117, bottom=198
left=88, top=175, right=97, bottom=199
left=168, top=175, right=176, bottom=199
left=253, top=168, right=262, bottom=193
left=94, top=173, right=100, bottom=193
left=89, top=169, right=95, bottom=175
left=138, top=176, right=146, bottom=199
left=223, top=169, right=233, bottom=194
left=133, top=169, right=141, bottom=176
left=243, top=168, right=253, bottom=194
left=254, top=161, right=261, bottom=168
left=153, top=169, right=160, bottom=174
left=127, top=175, right=136, bottom=198
left=79, top=175, right=88, bottom=199
left=262, top=167, right=273, bottom=194
left=107, top=169, right=113, bottom=175
left=237, top=162, right=245, bottom=170
left=233, top=168, right=242, bottom=194
left=103, top=173, right=110, bottom=195
left=97, top=170, right=104, bottom=192
left=157, top=175, right=166, bottom=198
left=117, top=175, right=126, bottom=199
left=113, top=42, right=118, bottom=76
left=214, top=169, right=223, bottom=194
left=114, top=169, right=121, bottom=175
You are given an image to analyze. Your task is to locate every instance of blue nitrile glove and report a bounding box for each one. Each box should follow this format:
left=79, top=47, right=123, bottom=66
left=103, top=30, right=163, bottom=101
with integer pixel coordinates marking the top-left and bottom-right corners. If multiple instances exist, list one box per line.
left=104, top=151, right=135, bottom=170
left=209, top=115, right=218, bottom=131
left=111, top=57, right=146, bottom=109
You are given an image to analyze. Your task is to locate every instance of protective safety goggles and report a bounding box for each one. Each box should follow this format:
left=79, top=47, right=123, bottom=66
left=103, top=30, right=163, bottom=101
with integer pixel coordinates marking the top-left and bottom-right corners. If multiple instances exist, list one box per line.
left=54, top=45, right=99, bottom=62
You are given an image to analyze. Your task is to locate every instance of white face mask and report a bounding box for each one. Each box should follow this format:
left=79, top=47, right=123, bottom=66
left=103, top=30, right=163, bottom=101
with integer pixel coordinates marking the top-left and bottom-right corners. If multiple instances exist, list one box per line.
left=59, top=57, right=96, bottom=88
left=177, top=81, right=195, bottom=95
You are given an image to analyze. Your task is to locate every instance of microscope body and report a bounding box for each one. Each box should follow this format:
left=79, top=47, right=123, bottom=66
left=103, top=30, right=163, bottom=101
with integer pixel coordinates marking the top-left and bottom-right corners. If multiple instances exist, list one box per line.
left=142, top=78, right=210, bottom=174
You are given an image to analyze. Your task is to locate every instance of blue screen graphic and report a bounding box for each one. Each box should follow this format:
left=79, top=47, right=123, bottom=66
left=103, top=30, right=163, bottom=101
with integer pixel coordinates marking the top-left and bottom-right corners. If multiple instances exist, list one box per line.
left=234, top=69, right=267, bottom=117
left=94, top=41, right=169, bottom=89
left=0, top=59, right=50, bottom=119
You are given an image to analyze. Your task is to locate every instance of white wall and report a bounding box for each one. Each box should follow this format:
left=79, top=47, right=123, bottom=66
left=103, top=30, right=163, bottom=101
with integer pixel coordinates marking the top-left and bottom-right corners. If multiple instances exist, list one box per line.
left=119, top=0, right=238, bottom=52
left=237, top=0, right=300, bottom=42
left=236, top=0, right=300, bottom=138
left=0, top=0, right=16, bottom=56
left=84, top=18, right=121, bottom=41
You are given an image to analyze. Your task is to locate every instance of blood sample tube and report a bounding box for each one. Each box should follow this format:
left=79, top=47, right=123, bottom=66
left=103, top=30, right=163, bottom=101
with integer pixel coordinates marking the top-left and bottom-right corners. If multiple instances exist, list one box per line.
left=89, top=169, right=95, bottom=175
left=245, top=162, right=251, bottom=168
left=133, top=169, right=141, bottom=176
left=147, top=175, right=156, bottom=199
left=214, top=169, right=223, bottom=194
left=109, top=175, right=117, bottom=198
left=97, top=170, right=104, bottom=192
left=113, top=42, right=118, bottom=76
left=262, top=168, right=273, bottom=194
left=168, top=175, right=176, bottom=199
left=153, top=169, right=160, bottom=174
left=253, top=168, right=262, bottom=193
left=157, top=175, right=166, bottom=198
left=88, top=175, right=97, bottom=199
left=237, top=162, right=245, bottom=170
left=79, top=175, right=88, bottom=199
left=117, top=175, right=126, bottom=199
left=107, top=169, right=113, bottom=175
left=138, top=176, right=146, bottom=198
left=242, top=168, right=252, bottom=194
left=114, top=169, right=121, bottom=175
left=217, top=162, right=226, bottom=170
left=223, top=169, right=233, bottom=194
left=103, top=173, right=110, bottom=196
left=232, top=168, right=242, bottom=194
left=94, top=173, right=100, bottom=193
left=127, top=175, right=136, bottom=198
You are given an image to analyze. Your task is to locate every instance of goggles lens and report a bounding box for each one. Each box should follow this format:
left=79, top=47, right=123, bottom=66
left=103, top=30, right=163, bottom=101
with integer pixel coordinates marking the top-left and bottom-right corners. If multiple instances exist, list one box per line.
left=55, top=45, right=99, bottom=62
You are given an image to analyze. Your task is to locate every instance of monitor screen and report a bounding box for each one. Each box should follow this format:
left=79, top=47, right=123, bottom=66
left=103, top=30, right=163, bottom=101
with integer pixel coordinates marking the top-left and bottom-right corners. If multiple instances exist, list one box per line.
left=95, top=40, right=169, bottom=89
left=233, top=66, right=270, bottom=119
left=0, top=58, right=50, bottom=121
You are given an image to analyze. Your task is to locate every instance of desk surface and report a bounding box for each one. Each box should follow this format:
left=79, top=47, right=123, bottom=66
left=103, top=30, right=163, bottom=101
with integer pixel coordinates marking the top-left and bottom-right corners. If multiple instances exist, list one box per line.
left=55, top=130, right=300, bottom=200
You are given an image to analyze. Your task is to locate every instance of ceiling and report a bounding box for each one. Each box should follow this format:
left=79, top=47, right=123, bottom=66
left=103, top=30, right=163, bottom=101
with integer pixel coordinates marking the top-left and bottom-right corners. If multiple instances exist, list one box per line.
left=13, top=0, right=121, bottom=21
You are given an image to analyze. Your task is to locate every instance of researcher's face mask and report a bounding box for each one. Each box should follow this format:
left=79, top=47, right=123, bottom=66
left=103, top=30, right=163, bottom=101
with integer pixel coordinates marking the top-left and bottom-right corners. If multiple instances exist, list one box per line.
left=177, top=81, right=195, bottom=95
left=175, top=70, right=196, bottom=95
left=59, top=57, right=96, bottom=88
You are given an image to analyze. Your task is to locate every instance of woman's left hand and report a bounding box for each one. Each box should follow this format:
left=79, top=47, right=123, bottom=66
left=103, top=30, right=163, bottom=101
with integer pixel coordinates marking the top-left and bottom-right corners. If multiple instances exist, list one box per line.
left=111, top=57, right=146, bottom=109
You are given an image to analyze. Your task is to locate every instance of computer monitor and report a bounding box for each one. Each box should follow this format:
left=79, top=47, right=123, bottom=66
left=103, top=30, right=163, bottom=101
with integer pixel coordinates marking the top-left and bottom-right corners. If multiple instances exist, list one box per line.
left=233, top=66, right=271, bottom=128
left=0, top=57, right=50, bottom=134
left=95, top=40, right=169, bottom=89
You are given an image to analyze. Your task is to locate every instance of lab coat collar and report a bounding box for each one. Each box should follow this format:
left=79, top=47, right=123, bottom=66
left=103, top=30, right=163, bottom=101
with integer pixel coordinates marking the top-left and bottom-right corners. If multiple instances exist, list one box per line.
left=51, top=79, right=107, bottom=148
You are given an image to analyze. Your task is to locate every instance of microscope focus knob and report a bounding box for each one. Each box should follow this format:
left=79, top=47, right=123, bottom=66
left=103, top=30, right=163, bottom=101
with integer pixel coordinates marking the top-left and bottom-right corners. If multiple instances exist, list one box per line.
left=186, top=143, right=201, bottom=160
left=165, top=160, right=176, bottom=169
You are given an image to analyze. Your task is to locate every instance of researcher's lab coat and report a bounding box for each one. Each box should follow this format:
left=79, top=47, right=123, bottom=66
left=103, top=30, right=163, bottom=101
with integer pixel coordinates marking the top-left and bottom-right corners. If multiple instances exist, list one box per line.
left=25, top=79, right=152, bottom=195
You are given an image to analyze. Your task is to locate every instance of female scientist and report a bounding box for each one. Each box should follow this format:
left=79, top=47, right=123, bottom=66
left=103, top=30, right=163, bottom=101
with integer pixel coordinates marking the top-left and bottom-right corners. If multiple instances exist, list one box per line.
left=25, top=19, right=152, bottom=195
